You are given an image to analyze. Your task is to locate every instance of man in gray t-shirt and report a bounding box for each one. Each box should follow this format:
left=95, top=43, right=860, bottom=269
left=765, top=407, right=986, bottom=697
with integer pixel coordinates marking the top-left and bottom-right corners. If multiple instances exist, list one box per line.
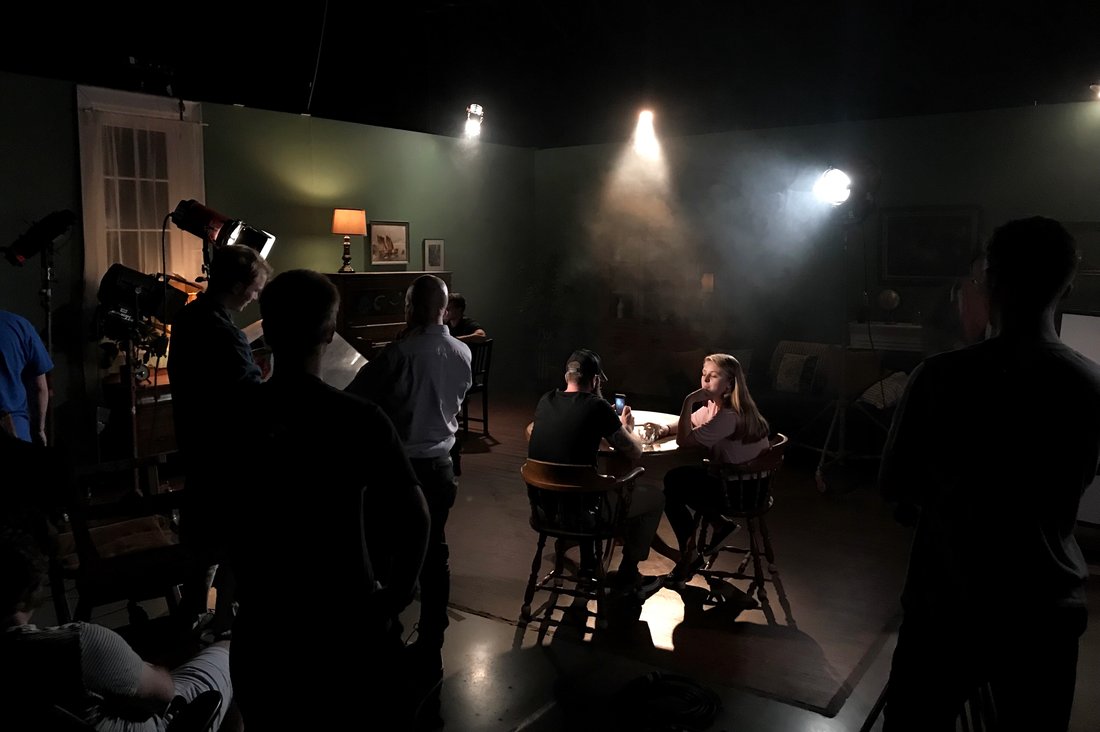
left=1, top=527, right=233, bottom=731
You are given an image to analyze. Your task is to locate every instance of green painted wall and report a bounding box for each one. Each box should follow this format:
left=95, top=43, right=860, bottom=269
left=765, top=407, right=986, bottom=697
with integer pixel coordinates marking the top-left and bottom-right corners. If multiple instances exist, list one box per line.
left=200, top=104, right=536, bottom=396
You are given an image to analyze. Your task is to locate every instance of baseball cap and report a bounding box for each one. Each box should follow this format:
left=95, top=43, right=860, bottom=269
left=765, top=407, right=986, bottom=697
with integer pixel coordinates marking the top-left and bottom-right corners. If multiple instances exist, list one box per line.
left=565, top=348, right=608, bottom=381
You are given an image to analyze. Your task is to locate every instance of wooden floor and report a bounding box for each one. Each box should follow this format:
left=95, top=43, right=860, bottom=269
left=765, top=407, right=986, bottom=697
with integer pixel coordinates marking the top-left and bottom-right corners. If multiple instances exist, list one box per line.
left=42, top=392, right=1100, bottom=730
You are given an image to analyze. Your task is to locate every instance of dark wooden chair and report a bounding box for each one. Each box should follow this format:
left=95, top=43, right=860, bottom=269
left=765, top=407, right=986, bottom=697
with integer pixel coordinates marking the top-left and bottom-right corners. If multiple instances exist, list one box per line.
left=692, top=434, right=790, bottom=616
left=461, top=338, right=493, bottom=436
left=47, top=459, right=197, bottom=623
left=519, top=459, right=644, bottom=629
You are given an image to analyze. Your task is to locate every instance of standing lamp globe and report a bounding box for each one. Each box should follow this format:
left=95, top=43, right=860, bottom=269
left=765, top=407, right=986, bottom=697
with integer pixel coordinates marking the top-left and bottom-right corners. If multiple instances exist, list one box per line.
left=332, top=208, right=367, bottom=273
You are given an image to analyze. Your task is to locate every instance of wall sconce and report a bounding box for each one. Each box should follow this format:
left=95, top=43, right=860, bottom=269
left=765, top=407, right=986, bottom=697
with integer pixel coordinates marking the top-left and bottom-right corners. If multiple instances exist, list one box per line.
left=170, top=199, right=275, bottom=270
left=465, top=103, right=484, bottom=138
left=332, top=208, right=367, bottom=273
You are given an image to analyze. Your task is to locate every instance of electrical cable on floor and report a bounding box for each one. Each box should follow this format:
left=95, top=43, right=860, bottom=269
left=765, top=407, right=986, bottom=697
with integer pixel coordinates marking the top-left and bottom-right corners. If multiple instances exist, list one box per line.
left=613, top=671, right=722, bottom=731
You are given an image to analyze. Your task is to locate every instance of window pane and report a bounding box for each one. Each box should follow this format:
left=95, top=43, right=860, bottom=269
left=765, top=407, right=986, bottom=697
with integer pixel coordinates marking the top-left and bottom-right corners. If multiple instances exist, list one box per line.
left=113, top=127, right=135, bottom=178
left=138, top=180, right=160, bottom=231
left=118, top=180, right=137, bottom=230
left=140, top=130, right=168, bottom=180
left=104, top=178, right=118, bottom=229
left=119, top=231, right=139, bottom=270
left=106, top=231, right=121, bottom=265
left=142, top=232, right=162, bottom=274
left=155, top=182, right=169, bottom=222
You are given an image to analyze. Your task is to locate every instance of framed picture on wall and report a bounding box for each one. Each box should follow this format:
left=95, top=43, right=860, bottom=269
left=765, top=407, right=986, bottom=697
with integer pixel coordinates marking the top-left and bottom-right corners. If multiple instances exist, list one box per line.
left=368, top=220, right=410, bottom=265
left=423, top=239, right=445, bottom=271
left=880, top=206, right=980, bottom=282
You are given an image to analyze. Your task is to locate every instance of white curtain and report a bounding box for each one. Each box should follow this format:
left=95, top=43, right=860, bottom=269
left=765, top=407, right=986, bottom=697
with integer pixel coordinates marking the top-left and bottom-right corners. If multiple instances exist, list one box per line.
left=76, top=87, right=206, bottom=392
left=77, top=86, right=206, bottom=308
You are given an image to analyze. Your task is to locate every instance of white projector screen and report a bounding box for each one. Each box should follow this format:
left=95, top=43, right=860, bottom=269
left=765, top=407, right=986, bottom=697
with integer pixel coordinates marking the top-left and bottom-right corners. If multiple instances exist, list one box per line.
left=1060, top=313, right=1100, bottom=525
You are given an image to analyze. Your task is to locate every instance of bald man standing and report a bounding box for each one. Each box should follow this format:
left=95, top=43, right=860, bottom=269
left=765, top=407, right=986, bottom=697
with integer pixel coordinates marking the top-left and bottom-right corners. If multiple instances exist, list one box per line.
left=347, top=274, right=472, bottom=698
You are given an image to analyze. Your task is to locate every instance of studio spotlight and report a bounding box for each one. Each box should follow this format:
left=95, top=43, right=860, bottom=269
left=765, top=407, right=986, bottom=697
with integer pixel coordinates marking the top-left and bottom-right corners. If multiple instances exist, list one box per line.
left=169, top=199, right=275, bottom=267
left=465, top=103, right=484, bottom=138
left=3, top=210, right=77, bottom=266
left=96, top=263, right=187, bottom=346
left=815, top=159, right=880, bottom=223
left=813, top=167, right=852, bottom=206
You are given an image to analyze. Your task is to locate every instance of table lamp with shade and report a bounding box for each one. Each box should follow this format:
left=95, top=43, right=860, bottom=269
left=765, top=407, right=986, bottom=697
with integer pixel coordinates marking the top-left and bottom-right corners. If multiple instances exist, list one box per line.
left=332, top=208, right=367, bottom=273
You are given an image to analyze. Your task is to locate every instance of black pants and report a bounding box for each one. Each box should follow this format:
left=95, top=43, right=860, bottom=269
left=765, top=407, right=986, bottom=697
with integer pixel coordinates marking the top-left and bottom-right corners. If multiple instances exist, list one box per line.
left=663, top=464, right=725, bottom=550
left=409, top=455, right=458, bottom=648
left=883, top=606, right=1087, bottom=732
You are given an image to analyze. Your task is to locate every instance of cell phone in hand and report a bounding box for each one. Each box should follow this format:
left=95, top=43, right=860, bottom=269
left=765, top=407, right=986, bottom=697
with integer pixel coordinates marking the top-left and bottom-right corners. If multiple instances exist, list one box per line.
left=614, top=393, right=627, bottom=416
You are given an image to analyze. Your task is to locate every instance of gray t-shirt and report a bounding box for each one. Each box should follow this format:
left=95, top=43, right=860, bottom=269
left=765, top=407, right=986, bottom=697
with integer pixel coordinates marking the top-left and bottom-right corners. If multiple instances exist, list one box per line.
left=3, top=622, right=160, bottom=731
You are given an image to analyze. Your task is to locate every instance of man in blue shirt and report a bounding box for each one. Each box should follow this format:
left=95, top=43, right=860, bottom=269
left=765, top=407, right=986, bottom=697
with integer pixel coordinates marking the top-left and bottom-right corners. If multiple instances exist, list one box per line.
left=0, top=309, right=52, bottom=445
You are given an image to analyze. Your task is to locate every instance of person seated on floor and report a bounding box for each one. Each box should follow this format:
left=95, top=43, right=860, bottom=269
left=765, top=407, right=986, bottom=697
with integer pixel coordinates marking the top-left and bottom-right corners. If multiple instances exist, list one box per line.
left=444, top=292, right=487, bottom=342
left=0, top=525, right=235, bottom=731
left=661, top=353, right=771, bottom=585
left=527, top=348, right=665, bottom=599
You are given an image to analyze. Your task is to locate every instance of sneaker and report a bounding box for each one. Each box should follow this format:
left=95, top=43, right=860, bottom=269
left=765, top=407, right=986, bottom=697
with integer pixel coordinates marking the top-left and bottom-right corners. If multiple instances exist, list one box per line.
left=701, top=519, right=740, bottom=556
left=633, top=574, right=664, bottom=601
left=664, top=551, right=705, bottom=589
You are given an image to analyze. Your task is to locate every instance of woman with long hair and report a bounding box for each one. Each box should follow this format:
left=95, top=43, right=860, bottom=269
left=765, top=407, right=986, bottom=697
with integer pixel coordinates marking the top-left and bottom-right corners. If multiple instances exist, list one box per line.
left=660, top=353, right=771, bottom=583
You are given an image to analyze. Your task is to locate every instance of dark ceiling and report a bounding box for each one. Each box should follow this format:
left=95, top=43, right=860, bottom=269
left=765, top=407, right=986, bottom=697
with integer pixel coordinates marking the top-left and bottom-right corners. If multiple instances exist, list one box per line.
left=5, top=2, right=1100, bottom=148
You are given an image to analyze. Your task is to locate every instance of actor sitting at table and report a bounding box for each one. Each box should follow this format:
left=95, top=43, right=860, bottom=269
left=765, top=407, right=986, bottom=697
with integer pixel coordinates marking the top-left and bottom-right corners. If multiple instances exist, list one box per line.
left=662, top=353, right=771, bottom=584
left=527, top=348, right=665, bottom=599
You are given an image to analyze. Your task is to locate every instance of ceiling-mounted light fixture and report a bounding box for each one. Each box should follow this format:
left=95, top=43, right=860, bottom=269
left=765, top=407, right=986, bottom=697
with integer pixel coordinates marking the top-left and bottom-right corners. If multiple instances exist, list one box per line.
left=170, top=199, right=275, bottom=269
left=465, top=103, right=484, bottom=138
left=632, top=110, right=660, bottom=159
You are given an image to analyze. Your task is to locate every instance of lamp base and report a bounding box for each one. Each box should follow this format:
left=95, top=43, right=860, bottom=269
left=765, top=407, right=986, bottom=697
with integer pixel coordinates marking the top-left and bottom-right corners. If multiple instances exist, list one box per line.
left=339, top=237, right=355, bottom=273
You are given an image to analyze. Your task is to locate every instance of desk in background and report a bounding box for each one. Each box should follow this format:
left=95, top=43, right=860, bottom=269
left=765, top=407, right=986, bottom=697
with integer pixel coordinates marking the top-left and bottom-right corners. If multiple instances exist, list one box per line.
left=327, top=271, right=453, bottom=359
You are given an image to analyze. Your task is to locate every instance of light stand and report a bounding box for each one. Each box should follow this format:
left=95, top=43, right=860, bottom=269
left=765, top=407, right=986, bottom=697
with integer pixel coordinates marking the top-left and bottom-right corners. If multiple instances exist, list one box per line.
left=96, top=264, right=185, bottom=493
left=803, top=163, right=885, bottom=493
left=3, top=210, right=77, bottom=445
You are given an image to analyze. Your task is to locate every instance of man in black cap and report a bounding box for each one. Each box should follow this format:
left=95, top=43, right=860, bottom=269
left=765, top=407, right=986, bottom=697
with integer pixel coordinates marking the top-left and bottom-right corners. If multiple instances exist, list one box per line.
left=527, top=348, right=665, bottom=598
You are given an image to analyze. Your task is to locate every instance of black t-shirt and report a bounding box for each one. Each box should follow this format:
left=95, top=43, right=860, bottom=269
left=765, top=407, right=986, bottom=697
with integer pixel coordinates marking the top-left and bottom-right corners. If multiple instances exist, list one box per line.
left=882, top=336, right=1100, bottom=617
left=447, top=316, right=482, bottom=338
left=528, top=390, right=622, bottom=465
left=527, top=390, right=622, bottom=528
left=230, top=373, right=419, bottom=625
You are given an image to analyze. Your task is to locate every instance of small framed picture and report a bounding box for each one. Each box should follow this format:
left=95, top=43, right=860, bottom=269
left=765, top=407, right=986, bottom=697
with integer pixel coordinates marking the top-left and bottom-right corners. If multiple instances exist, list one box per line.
left=368, top=220, right=410, bottom=265
left=423, top=238, right=445, bottom=271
